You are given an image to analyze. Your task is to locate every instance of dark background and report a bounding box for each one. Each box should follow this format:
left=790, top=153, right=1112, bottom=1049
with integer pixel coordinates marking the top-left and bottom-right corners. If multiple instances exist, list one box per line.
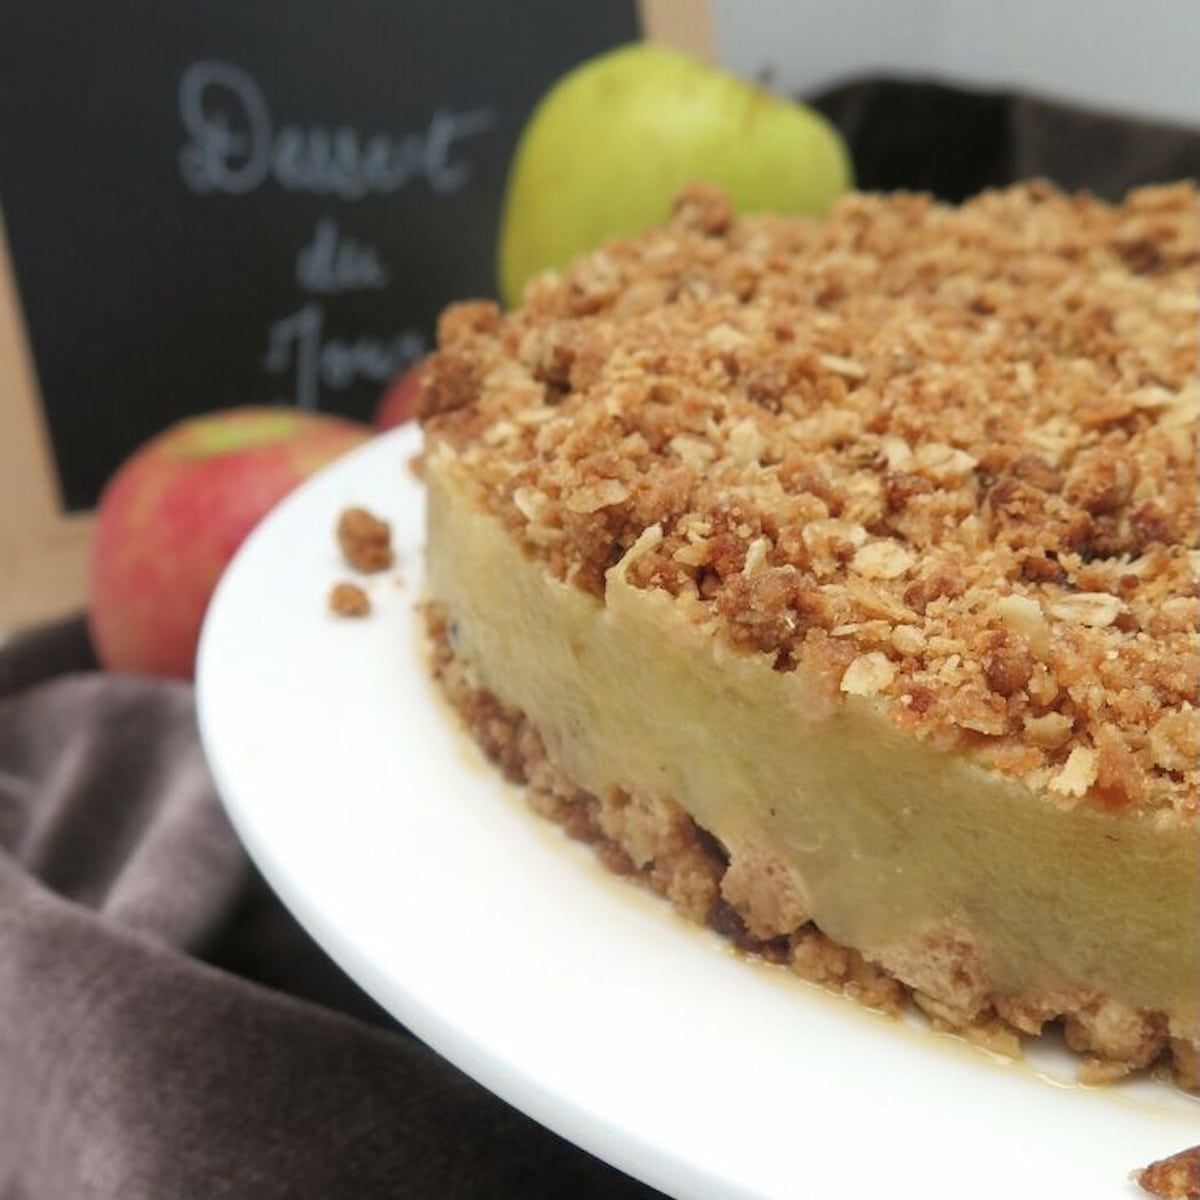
left=0, top=0, right=639, bottom=511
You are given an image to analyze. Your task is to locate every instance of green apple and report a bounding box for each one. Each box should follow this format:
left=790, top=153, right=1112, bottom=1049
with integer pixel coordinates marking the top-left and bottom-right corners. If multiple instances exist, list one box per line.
left=498, top=42, right=852, bottom=307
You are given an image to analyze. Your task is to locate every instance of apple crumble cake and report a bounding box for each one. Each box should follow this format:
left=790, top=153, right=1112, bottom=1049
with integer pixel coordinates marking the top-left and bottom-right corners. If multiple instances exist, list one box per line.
left=418, top=180, right=1199, bottom=1086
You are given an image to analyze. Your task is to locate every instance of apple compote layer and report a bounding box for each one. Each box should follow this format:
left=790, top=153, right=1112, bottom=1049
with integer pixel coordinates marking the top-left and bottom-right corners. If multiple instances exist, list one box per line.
left=419, top=181, right=1200, bottom=1082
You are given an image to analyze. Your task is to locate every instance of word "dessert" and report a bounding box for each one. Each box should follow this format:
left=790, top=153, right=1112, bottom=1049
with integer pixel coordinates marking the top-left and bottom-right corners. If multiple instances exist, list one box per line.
left=178, top=60, right=493, bottom=199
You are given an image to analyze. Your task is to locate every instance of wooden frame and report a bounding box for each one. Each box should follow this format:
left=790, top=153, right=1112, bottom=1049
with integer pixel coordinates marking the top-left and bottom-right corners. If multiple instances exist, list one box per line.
left=0, top=211, right=95, bottom=630
left=638, top=0, right=715, bottom=61
left=0, top=2, right=714, bottom=633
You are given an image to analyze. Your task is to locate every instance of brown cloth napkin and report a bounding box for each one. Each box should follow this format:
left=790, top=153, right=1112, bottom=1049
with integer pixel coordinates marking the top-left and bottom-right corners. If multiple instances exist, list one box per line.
left=0, top=619, right=661, bottom=1200
left=2, top=80, right=1196, bottom=1200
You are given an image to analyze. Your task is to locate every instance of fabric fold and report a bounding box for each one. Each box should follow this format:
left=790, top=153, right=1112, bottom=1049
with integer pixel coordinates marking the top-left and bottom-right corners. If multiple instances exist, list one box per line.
left=0, top=619, right=658, bottom=1200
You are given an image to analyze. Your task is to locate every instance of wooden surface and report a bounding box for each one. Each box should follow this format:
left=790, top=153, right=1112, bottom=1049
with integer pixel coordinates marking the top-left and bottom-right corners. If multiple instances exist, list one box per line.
left=0, top=211, right=94, bottom=631
left=639, top=0, right=716, bottom=60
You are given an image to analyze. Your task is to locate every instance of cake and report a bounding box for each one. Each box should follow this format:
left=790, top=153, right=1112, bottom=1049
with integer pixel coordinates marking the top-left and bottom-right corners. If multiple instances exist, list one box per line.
left=418, top=181, right=1199, bottom=1086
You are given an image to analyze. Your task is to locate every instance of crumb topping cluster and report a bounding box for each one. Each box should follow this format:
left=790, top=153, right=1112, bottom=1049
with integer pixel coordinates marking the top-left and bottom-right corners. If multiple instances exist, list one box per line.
left=337, top=507, right=394, bottom=573
left=329, top=506, right=395, bottom=617
left=421, top=181, right=1199, bottom=818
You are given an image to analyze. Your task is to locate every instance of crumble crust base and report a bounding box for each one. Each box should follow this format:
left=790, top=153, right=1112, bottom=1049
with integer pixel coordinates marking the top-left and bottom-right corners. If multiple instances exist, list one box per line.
left=426, top=604, right=1198, bottom=1090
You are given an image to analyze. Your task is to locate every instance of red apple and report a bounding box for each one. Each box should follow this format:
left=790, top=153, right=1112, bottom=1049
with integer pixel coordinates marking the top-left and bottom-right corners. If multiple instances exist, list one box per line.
left=373, top=358, right=426, bottom=431
left=88, top=406, right=371, bottom=678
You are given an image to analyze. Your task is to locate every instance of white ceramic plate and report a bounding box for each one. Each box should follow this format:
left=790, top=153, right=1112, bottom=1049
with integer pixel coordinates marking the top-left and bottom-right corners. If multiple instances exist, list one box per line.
left=197, top=426, right=1196, bottom=1200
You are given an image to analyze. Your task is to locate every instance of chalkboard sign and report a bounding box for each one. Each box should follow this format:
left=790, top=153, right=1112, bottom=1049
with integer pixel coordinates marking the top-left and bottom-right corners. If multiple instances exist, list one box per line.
left=0, top=0, right=714, bottom=627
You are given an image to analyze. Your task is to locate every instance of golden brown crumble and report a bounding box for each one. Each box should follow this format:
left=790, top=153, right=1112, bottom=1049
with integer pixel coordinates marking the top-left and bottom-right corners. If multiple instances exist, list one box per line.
left=422, top=181, right=1199, bottom=818
left=328, top=581, right=371, bottom=617
left=337, top=507, right=394, bottom=573
left=1137, top=1146, right=1200, bottom=1199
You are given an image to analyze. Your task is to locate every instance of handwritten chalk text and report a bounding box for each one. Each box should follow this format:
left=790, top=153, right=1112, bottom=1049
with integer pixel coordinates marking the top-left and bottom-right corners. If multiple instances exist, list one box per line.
left=178, top=60, right=493, bottom=198
left=262, top=301, right=425, bottom=411
left=296, top=218, right=388, bottom=293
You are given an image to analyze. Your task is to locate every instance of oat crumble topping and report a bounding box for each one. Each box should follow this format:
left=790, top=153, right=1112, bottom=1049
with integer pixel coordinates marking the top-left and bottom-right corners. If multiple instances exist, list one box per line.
left=337, top=507, right=394, bottom=573
left=421, top=181, right=1200, bottom=819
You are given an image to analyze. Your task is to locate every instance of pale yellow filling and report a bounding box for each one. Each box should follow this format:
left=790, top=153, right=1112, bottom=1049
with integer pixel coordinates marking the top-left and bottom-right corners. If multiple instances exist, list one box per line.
left=427, top=450, right=1199, bottom=1028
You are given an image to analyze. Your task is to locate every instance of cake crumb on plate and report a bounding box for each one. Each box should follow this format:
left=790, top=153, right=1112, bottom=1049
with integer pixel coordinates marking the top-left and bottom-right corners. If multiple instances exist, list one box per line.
left=1136, top=1146, right=1200, bottom=1199
left=337, top=506, right=394, bottom=572
left=329, top=581, right=371, bottom=617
